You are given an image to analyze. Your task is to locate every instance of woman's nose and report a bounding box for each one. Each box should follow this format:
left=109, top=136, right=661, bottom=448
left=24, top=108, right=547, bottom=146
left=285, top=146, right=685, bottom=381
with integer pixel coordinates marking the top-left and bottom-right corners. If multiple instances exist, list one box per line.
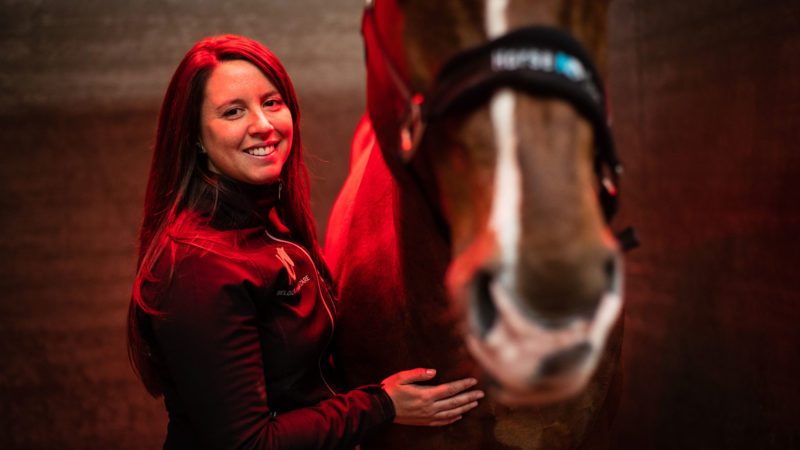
left=248, top=110, right=275, bottom=135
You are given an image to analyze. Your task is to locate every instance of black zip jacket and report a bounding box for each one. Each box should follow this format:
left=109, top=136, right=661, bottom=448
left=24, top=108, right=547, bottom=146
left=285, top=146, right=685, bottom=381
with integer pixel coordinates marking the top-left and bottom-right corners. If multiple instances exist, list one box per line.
left=142, top=182, right=395, bottom=449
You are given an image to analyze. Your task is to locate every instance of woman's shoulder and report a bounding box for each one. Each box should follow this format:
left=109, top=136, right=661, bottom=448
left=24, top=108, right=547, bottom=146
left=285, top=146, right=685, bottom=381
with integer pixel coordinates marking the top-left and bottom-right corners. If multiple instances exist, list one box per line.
left=167, top=211, right=264, bottom=257
left=143, top=214, right=259, bottom=289
left=148, top=219, right=267, bottom=303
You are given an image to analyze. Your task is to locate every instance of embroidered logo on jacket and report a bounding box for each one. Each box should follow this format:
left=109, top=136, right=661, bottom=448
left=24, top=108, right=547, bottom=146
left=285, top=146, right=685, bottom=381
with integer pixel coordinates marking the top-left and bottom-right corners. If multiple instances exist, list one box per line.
left=275, top=247, right=297, bottom=284
left=276, top=275, right=311, bottom=296
left=274, top=246, right=312, bottom=296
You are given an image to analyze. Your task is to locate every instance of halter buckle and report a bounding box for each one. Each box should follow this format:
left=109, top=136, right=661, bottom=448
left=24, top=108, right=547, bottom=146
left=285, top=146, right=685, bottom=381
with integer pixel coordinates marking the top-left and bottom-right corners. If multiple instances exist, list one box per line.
left=400, top=93, right=426, bottom=161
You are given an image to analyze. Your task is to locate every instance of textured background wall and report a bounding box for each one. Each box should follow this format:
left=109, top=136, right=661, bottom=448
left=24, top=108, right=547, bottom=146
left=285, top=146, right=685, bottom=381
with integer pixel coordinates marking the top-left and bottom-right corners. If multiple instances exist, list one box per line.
left=607, top=0, right=800, bottom=448
left=1, top=0, right=798, bottom=448
left=0, top=1, right=364, bottom=448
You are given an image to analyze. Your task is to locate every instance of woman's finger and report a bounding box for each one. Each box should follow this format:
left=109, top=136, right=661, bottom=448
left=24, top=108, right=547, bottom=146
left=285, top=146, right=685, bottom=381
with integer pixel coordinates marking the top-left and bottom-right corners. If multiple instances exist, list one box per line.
left=432, top=400, right=479, bottom=420
left=385, top=368, right=437, bottom=386
left=433, top=389, right=484, bottom=412
left=428, top=377, right=479, bottom=401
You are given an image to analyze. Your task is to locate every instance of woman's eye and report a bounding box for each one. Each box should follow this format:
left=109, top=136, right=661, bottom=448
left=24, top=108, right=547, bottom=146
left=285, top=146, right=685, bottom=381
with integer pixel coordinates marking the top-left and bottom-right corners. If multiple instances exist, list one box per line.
left=264, top=98, right=283, bottom=109
left=223, top=107, right=243, bottom=117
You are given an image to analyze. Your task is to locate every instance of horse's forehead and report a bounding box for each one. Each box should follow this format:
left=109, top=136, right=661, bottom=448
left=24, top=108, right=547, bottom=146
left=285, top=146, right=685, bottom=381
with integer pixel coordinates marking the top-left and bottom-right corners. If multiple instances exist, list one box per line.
left=381, top=0, right=610, bottom=54
left=374, top=0, right=608, bottom=85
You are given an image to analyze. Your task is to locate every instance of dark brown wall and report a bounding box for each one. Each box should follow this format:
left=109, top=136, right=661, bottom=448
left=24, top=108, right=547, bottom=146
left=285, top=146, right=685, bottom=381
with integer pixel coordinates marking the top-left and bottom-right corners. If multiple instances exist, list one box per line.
left=0, top=1, right=363, bottom=448
left=607, top=0, right=800, bottom=448
left=1, top=0, right=798, bottom=448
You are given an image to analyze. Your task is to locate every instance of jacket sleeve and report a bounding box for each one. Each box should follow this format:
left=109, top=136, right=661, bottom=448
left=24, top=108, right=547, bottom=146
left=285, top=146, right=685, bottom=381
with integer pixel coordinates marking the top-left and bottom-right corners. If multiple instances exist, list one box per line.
left=151, top=245, right=395, bottom=450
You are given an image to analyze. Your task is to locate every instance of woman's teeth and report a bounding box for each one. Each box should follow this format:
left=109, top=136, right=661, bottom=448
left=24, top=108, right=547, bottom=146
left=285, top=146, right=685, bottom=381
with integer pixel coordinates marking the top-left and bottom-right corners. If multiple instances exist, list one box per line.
left=246, top=144, right=275, bottom=156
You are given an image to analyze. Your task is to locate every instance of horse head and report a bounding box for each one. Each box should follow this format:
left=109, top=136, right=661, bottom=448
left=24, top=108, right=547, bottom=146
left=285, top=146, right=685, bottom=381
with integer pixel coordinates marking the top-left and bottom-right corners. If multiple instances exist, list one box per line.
left=361, top=0, right=623, bottom=405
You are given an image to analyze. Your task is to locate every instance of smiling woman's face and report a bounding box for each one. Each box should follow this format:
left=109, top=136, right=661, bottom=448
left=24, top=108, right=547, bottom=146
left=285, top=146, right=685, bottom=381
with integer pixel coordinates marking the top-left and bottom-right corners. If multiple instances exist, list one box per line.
left=199, top=59, right=293, bottom=185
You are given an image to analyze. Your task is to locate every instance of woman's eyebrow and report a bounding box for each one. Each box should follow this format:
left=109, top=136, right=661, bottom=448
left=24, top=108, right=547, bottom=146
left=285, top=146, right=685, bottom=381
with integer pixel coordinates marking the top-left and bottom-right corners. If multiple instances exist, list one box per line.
left=262, top=89, right=281, bottom=99
left=214, top=90, right=281, bottom=109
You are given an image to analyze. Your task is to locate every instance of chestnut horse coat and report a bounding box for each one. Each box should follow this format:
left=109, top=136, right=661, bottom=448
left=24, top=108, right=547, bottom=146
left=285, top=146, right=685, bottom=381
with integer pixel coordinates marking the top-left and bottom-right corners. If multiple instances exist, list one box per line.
left=325, top=115, right=622, bottom=450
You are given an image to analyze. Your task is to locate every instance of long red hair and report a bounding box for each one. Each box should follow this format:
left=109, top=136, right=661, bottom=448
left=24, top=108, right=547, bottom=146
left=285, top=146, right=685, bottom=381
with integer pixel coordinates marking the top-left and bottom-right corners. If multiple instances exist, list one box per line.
left=127, top=35, right=328, bottom=396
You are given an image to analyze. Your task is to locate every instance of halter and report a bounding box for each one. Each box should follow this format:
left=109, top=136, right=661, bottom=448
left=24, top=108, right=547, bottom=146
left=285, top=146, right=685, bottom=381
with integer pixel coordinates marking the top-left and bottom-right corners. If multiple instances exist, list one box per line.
left=362, top=0, right=638, bottom=249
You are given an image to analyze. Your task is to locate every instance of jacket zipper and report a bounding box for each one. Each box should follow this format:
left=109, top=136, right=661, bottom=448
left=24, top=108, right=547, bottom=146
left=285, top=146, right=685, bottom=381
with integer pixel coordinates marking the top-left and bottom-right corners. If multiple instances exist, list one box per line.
left=264, top=229, right=338, bottom=396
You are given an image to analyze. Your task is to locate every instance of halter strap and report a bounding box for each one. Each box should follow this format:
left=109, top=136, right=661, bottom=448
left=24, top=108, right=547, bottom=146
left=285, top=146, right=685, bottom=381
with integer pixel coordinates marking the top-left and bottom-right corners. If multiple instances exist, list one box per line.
left=362, top=1, right=637, bottom=244
left=427, top=26, right=614, bottom=159
left=426, top=25, right=622, bottom=221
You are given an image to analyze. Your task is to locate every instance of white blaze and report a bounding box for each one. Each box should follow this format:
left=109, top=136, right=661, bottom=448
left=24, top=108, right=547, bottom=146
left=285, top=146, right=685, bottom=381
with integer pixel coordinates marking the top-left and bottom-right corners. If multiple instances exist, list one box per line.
left=485, top=0, right=509, bottom=38
left=488, top=90, right=520, bottom=290
left=486, top=1, right=519, bottom=290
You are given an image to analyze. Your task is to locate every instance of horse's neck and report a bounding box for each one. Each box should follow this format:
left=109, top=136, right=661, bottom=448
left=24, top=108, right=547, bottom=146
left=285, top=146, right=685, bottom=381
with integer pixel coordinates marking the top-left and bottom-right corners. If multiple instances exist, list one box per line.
left=326, top=116, right=446, bottom=283
left=325, top=115, right=466, bottom=377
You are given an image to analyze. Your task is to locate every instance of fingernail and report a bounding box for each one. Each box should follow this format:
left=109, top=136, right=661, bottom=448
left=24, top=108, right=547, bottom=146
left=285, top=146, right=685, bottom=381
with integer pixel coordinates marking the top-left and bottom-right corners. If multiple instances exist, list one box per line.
left=476, top=391, right=485, bottom=399
left=426, top=369, right=436, bottom=375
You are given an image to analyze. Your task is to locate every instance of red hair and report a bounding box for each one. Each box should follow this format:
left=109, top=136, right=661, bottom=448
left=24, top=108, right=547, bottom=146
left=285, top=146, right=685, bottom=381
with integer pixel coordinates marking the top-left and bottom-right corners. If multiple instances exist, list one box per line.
left=127, top=35, right=328, bottom=396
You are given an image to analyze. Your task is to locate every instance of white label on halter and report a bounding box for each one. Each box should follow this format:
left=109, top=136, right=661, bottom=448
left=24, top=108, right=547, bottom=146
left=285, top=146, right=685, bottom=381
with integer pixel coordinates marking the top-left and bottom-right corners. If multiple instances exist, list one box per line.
left=492, top=48, right=554, bottom=72
left=491, top=49, right=589, bottom=82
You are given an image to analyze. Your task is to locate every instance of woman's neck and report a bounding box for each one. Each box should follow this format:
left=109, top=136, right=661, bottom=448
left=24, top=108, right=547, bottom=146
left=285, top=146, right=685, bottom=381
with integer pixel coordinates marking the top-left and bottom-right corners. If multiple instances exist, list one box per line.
left=191, top=174, right=280, bottom=230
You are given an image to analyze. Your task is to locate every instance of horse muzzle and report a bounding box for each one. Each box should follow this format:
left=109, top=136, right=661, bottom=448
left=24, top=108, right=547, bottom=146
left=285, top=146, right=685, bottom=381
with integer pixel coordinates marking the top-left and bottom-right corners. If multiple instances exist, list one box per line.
left=451, top=249, right=623, bottom=405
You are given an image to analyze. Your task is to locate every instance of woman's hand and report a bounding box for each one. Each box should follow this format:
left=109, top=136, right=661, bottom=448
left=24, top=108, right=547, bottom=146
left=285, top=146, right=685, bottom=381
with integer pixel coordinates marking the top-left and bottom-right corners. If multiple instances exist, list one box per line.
left=381, top=368, right=484, bottom=426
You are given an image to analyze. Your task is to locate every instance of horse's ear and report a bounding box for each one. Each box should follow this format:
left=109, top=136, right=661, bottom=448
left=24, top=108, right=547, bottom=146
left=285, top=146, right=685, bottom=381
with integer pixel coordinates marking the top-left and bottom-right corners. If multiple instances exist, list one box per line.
left=399, top=94, right=426, bottom=163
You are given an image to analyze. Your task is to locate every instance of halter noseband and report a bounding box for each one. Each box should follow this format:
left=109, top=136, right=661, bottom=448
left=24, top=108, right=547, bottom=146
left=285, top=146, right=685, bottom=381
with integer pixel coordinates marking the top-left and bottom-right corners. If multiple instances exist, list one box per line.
left=362, top=1, right=637, bottom=249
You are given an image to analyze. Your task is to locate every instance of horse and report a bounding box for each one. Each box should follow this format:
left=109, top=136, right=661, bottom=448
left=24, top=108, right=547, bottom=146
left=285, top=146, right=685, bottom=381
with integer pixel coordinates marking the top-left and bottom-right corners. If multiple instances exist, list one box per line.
left=325, top=1, right=627, bottom=448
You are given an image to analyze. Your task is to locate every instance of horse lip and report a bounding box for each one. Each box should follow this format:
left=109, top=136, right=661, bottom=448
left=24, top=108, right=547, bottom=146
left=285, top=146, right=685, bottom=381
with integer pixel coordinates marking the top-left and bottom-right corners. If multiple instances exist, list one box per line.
left=536, top=342, right=593, bottom=378
left=465, top=307, right=591, bottom=396
left=492, top=370, right=591, bottom=406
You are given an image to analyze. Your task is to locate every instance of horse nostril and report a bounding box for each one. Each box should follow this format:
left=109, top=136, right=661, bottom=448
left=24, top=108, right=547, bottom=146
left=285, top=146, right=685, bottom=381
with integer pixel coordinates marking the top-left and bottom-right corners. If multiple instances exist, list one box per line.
left=603, top=256, right=617, bottom=292
left=471, top=270, right=497, bottom=338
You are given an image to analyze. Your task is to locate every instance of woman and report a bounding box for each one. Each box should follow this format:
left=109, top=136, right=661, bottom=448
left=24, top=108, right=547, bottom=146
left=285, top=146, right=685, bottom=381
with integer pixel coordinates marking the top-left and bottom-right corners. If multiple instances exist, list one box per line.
left=127, top=35, right=483, bottom=449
